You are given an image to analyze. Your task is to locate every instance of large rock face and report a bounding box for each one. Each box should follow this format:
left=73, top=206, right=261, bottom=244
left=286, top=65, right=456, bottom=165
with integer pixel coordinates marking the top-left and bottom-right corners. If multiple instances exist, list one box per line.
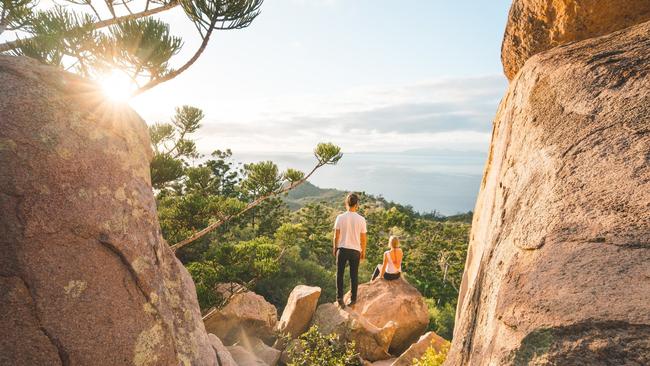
left=312, top=303, right=397, bottom=362
left=501, top=0, right=650, bottom=80
left=203, top=283, right=278, bottom=345
left=345, top=279, right=429, bottom=354
left=0, top=56, right=216, bottom=365
left=447, top=21, right=650, bottom=365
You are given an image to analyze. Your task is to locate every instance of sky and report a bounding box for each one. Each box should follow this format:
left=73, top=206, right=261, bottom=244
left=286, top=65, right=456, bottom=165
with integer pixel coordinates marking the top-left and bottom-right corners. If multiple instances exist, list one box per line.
left=130, top=0, right=513, bottom=214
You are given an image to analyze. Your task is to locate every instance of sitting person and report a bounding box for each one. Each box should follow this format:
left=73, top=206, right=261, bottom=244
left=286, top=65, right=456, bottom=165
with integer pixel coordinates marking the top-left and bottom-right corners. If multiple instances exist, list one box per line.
left=371, top=236, right=402, bottom=281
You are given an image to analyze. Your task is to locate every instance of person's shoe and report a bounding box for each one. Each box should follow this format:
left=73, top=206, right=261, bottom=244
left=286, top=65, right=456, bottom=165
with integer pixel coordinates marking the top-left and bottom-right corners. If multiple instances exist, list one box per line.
left=346, top=300, right=356, bottom=307
left=337, top=299, right=346, bottom=308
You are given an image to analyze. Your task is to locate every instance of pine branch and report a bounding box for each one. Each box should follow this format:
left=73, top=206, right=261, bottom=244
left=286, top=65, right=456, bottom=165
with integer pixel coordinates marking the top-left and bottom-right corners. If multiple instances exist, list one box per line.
left=0, top=6, right=7, bottom=35
left=0, top=0, right=35, bottom=36
left=209, top=246, right=288, bottom=311
left=104, top=0, right=117, bottom=18
left=121, top=0, right=134, bottom=15
left=76, top=0, right=104, bottom=20
left=132, top=13, right=217, bottom=96
left=170, top=163, right=325, bottom=252
left=0, top=0, right=179, bottom=52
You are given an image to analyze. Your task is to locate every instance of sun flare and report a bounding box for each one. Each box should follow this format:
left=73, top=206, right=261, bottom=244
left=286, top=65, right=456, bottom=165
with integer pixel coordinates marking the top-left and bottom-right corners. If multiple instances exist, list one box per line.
left=99, top=70, right=137, bottom=102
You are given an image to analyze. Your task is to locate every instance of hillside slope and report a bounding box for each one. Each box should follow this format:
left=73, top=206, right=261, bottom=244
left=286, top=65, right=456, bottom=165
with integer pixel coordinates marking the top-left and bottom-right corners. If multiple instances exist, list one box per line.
left=284, top=181, right=347, bottom=210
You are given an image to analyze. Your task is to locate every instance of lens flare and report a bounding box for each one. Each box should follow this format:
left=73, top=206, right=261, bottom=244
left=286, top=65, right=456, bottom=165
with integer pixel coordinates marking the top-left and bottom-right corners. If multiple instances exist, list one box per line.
left=99, top=70, right=136, bottom=102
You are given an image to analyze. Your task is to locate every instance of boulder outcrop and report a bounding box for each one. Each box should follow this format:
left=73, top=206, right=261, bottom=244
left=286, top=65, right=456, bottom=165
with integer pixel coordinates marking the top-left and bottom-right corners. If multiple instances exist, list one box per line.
left=238, top=337, right=281, bottom=366
left=0, top=56, right=216, bottom=365
left=447, top=20, right=650, bottom=365
left=371, top=359, right=396, bottom=366
left=391, top=331, right=447, bottom=366
left=203, top=283, right=278, bottom=345
left=311, top=303, right=397, bottom=361
left=227, top=345, right=267, bottom=366
left=345, top=279, right=429, bottom=354
left=276, top=285, right=321, bottom=338
left=501, top=0, right=650, bottom=80
left=208, top=334, right=238, bottom=366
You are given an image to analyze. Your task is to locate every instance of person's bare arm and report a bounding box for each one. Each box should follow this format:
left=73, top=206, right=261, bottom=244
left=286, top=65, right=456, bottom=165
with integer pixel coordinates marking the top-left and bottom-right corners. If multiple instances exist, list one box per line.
left=379, top=253, right=388, bottom=279
left=333, top=229, right=340, bottom=257
left=360, top=232, right=367, bottom=260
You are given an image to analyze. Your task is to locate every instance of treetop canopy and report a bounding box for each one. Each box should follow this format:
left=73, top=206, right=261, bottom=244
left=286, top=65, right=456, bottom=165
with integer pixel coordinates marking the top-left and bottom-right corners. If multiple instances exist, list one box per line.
left=0, top=0, right=264, bottom=95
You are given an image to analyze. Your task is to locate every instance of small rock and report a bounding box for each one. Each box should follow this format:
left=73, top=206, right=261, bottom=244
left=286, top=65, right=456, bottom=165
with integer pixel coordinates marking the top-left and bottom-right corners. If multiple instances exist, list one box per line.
left=238, top=337, right=281, bottom=366
left=228, top=345, right=268, bottom=366
left=311, top=303, right=396, bottom=361
left=276, top=285, right=321, bottom=339
left=391, top=331, right=447, bottom=366
left=208, top=334, right=238, bottom=366
left=204, top=283, right=278, bottom=344
left=345, top=278, right=429, bottom=354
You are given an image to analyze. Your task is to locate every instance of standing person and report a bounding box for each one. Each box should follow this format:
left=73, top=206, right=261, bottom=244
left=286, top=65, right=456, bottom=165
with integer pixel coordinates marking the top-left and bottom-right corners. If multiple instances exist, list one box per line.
left=333, top=193, right=367, bottom=308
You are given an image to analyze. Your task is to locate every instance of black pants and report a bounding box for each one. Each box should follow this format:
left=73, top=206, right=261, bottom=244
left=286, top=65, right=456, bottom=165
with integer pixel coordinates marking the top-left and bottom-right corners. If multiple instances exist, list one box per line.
left=371, top=265, right=401, bottom=281
left=336, top=248, right=360, bottom=301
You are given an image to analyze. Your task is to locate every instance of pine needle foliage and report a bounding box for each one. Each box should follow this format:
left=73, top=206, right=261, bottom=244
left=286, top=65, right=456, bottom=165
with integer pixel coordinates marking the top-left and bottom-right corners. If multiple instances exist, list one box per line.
left=0, top=0, right=264, bottom=94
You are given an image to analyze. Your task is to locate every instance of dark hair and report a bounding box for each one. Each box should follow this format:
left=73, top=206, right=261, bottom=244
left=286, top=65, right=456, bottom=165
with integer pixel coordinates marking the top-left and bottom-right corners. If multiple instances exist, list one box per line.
left=345, top=193, right=359, bottom=208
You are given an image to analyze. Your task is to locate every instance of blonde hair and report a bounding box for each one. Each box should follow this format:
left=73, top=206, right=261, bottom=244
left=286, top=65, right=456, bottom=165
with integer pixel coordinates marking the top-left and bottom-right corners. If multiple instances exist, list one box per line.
left=388, top=236, right=400, bottom=249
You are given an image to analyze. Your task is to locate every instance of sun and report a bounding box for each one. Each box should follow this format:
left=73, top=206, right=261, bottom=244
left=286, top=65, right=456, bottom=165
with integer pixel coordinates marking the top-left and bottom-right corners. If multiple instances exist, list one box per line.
left=99, top=70, right=137, bottom=102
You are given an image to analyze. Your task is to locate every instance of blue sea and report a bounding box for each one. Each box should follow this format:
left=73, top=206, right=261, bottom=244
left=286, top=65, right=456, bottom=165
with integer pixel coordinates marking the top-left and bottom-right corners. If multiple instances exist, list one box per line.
left=235, top=149, right=487, bottom=215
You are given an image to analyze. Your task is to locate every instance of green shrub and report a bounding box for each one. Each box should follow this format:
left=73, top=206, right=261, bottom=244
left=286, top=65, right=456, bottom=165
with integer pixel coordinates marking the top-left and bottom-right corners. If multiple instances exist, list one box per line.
left=286, top=326, right=362, bottom=366
left=412, top=342, right=450, bottom=366
left=186, top=261, right=222, bottom=311
left=426, top=299, right=456, bottom=340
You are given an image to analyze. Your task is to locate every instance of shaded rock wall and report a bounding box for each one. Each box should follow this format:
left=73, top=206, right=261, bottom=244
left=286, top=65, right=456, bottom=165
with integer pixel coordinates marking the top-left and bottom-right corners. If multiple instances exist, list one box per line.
left=502, top=0, right=650, bottom=80
left=0, top=56, right=216, bottom=365
left=447, top=20, right=650, bottom=365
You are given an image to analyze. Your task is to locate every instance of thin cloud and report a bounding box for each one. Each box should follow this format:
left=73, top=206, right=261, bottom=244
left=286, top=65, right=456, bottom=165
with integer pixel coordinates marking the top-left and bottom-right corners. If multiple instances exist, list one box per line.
left=195, top=75, right=506, bottom=154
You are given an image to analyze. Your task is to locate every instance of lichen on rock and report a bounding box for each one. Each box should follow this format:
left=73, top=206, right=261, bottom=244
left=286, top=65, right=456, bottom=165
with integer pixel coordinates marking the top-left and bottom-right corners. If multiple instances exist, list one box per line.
left=0, top=55, right=217, bottom=365
left=501, top=0, right=650, bottom=80
left=447, top=19, right=650, bottom=366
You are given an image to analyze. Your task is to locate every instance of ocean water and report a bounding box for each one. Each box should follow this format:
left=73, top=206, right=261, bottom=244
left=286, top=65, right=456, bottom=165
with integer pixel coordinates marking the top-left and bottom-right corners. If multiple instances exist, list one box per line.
left=234, top=150, right=487, bottom=215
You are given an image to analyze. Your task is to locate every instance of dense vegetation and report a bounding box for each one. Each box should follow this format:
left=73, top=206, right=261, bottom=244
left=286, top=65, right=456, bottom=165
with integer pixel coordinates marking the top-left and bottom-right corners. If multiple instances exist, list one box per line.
left=151, top=106, right=471, bottom=340
left=284, top=325, right=449, bottom=366
left=285, top=326, right=362, bottom=366
left=413, top=343, right=450, bottom=366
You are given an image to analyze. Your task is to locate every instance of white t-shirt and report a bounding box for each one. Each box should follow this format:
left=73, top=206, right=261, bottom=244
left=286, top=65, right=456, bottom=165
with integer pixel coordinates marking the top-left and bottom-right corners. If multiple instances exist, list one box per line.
left=334, top=211, right=367, bottom=252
